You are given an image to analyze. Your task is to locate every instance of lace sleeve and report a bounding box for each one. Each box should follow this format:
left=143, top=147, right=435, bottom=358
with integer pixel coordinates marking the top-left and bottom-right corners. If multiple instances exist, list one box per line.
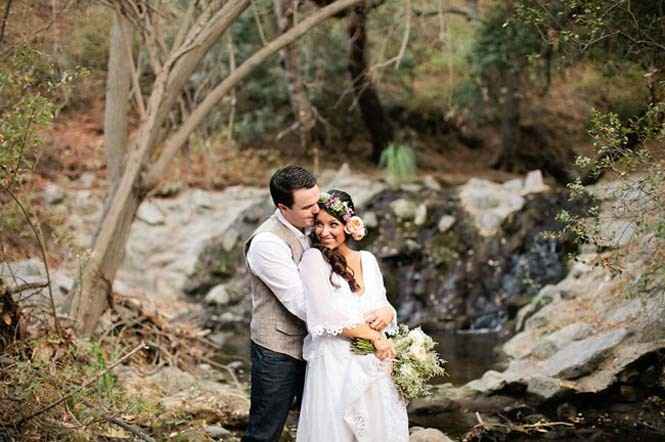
left=300, top=249, right=365, bottom=336
left=369, top=252, right=398, bottom=335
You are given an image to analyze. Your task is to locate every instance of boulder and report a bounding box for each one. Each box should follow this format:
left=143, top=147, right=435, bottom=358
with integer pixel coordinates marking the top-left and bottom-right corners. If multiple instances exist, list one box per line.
left=136, top=200, right=165, bottom=225
left=437, top=215, right=456, bottom=233
left=542, top=328, right=629, bottom=379
left=364, top=211, right=379, bottom=229
left=43, top=183, right=65, bottom=205
left=117, top=365, right=249, bottom=426
left=409, top=428, right=455, bottom=442
left=423, top=175, right=442, bottom=191
left=522, top=170, right=550, bottom=195
left=545, top=323, right=594, bottom=349
left=205, top=284, right=231, bottom=306
left=459, top=177, right=525, bottom=236
left=414, top=204, right=428, bottom=226
left=391, top=199, right=419, bottom=221
left=525, top=375, right=567, bottom=400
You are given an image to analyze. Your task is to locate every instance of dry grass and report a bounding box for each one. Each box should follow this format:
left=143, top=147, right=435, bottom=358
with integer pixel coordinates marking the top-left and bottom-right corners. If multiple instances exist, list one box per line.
left=0, top=292, right=229, bottom=441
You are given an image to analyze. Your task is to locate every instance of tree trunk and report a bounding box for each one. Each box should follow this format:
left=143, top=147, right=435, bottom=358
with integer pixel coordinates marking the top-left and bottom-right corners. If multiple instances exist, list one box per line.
left=71, top=0, right=366, bottom=335
left=493, top=67, right=521, bottom=170
left=274, top=0, right=317, bottom=153
left=347, top=5, right=394, bottom=164
left=104, top=12, right=132, bottom=193
left=69, top=12, right=135, bottom=330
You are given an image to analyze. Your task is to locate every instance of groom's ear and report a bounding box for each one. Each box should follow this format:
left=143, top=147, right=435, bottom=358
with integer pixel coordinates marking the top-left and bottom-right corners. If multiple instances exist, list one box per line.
left=276, top=203, right=289, bottom=212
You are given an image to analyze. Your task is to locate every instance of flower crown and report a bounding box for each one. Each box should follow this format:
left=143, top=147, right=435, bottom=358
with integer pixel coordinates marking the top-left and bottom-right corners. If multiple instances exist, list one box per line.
left=319, top=192, right=367, bottom=241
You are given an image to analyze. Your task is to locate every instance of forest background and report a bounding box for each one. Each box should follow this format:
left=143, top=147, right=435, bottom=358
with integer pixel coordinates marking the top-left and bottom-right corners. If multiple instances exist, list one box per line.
left=1, top=0, right=664, bottom=440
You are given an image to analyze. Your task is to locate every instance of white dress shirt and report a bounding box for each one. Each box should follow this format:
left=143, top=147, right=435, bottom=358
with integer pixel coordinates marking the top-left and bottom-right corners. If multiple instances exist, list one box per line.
left=246, top=209, right=310, bottom=320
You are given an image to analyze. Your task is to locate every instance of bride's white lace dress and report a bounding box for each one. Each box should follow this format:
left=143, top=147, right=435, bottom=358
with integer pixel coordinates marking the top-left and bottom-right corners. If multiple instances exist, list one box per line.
left=296, top=248, right=409, bottom=442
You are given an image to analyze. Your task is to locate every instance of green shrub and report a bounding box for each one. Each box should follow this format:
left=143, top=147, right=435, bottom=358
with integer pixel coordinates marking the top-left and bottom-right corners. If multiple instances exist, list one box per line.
left=379, top=143, right=417, bottom=186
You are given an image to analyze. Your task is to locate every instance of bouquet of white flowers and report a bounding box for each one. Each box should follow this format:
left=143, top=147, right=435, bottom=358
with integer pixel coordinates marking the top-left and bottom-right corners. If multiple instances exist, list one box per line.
left=351, top=324, right=447, bottom=401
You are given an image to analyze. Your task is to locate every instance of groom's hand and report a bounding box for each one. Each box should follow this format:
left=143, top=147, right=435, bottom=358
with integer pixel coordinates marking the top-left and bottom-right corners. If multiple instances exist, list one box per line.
left=366, top=306, right=394, bottom=331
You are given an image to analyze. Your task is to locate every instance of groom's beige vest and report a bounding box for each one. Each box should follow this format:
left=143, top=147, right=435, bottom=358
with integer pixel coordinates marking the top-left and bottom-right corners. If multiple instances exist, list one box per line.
left=244, top=215, right=307, bottom=360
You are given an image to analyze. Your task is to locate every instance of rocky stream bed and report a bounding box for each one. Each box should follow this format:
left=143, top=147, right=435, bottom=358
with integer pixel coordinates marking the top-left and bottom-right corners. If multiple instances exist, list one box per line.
left=3, top=166, right=664, bottom=441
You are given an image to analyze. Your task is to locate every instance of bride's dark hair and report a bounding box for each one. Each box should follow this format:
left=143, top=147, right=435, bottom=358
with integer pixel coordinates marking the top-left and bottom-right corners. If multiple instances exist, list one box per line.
left=310, top=189, right=361, bottom=292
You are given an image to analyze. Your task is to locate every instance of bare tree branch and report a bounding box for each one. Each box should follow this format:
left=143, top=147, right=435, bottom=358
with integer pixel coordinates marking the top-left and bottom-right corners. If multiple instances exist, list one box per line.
left=412, top=6, right=480, bottom=22
left=80, top=398, right=155, bottom=442
left=144, top=0, right=366, bottom=189
left=395, top=0, right=411, bottom=69
left=6, top=282, right=49, bottom=296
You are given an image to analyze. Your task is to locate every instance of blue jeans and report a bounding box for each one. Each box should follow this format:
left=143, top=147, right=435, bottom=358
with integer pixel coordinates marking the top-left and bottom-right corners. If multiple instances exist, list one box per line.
left=243, top=341, right=306, bottom=442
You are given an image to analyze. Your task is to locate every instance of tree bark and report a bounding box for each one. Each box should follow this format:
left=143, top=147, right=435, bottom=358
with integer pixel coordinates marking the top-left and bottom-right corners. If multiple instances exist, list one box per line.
left=71, top=0, right=366, bottom=335
left=104, top=12, right=133, bottom=192
left=495, top=67, right=521, bottom=170
left=69, top=12, right=135, bottom=330
left=347, top=5, right=394, bottom=164
left=274, top=0, right=317, bottom=153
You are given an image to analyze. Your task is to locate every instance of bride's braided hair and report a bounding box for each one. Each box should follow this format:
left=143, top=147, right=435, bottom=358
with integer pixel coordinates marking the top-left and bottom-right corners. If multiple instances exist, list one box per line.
left=310, top=189, right=361, bottom=292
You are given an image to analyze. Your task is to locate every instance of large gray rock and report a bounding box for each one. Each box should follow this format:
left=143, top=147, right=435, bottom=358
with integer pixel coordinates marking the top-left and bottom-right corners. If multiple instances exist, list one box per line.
left=466, top=370, right=507, bottom=393
left=526, top=375, right=567, bottom=400
left=43, top=183, right=65, bottom=205
left=542, top=328, right=629, bottom=379
left=118, top=365, right=249, bottom=426
left=364, top=211, right=379, bottom=229
left=423, top=175, right=442, bottom=191
left=0, top=258, right=73, bottom=308
left=522, top=170, right=550, bottom=195
left=459, top=178, right=525, bottom=237
left=205, top=284, right=231, bottom=306
left=320, top=163, right=387, bottom=208
left=391, top=198, right=419, bottom=221
left=544, top=323, right=594, bottom=350
left=437, top=215, right=456, bottom=233
left=63, top=186, right=267, bottom=299
left=136, top=200, right=165, bottom=226
left=598, top=220, right=637, bottom=248
left=414, top=203, right=428, bottom=226
left=458, top=172, right=551, bottom=237
left=514, top=285, right=563, bottom=332
left=409, top=428, right=454, bottom=442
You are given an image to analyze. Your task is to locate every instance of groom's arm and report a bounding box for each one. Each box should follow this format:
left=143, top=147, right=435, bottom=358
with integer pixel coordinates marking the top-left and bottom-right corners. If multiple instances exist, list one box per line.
left=246, top=232, right=306, bottom=320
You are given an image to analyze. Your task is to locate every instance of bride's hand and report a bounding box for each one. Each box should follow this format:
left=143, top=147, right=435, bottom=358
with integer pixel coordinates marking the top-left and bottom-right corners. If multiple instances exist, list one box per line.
left=366, top=306, right=394, bottom=331
left=372, top=335, right=396, bottom=361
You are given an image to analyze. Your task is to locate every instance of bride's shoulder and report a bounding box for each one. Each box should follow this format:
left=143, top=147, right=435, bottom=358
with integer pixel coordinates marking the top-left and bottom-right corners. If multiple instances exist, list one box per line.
left=302, top=247, right=325, bottom=263
left=360, top=250, right=380, bottom=266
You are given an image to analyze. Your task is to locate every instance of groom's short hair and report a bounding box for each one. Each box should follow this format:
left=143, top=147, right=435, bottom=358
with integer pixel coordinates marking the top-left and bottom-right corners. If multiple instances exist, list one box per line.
left=270, top=165, right=317, bottom=208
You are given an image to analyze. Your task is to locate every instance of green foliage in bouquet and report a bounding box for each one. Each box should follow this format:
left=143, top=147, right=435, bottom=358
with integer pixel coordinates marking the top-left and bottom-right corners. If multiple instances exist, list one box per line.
left=351, top=324, right=447, bottom=401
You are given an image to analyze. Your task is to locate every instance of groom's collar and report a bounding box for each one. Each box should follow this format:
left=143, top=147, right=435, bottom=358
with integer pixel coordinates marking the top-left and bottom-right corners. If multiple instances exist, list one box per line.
left=275, top=209, right=312, bottom=239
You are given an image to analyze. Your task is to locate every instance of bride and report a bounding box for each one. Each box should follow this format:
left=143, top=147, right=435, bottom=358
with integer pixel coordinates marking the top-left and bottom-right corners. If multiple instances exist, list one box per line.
left=296, top=190, right=409, bottom=442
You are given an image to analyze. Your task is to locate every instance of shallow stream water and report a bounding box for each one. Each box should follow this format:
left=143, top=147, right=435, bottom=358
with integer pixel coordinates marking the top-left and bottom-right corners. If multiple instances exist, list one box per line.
left=214, top=327, right=508, bottom=389
left=428, top=329, right=507, bottom=386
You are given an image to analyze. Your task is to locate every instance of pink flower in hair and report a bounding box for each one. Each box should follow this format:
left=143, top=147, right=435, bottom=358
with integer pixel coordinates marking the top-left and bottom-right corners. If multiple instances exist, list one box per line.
left=344, top=216, right=366, bottom=241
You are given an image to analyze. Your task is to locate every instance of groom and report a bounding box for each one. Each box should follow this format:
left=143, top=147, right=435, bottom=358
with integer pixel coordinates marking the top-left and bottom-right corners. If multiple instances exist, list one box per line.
left=242, top=165, right=320, bottom=442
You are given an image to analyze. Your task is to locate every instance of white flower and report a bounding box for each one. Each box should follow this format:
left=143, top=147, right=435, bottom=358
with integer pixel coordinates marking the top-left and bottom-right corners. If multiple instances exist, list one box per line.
left=408, top=343, right=430, bottom=364
left=398, top=362, right=418, bottom=379
left=408, top=327, right=429, bottom=347
left=344, top=216, right=366, bottom=241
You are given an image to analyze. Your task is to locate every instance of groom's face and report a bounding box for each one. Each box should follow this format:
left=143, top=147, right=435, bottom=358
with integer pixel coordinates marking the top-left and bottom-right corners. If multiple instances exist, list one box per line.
left=280, top=185, right=320, bottom=229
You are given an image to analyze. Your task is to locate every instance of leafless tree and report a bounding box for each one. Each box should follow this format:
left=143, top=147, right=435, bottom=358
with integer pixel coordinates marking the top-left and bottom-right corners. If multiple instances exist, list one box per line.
left=70, top=0, right=368, bottom=334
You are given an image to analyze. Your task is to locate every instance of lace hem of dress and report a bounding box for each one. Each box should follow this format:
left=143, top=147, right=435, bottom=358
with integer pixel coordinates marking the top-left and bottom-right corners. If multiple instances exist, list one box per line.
left=343, top=361, right=408, bottom=442
left=309, top=319, right=366, bottom=336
